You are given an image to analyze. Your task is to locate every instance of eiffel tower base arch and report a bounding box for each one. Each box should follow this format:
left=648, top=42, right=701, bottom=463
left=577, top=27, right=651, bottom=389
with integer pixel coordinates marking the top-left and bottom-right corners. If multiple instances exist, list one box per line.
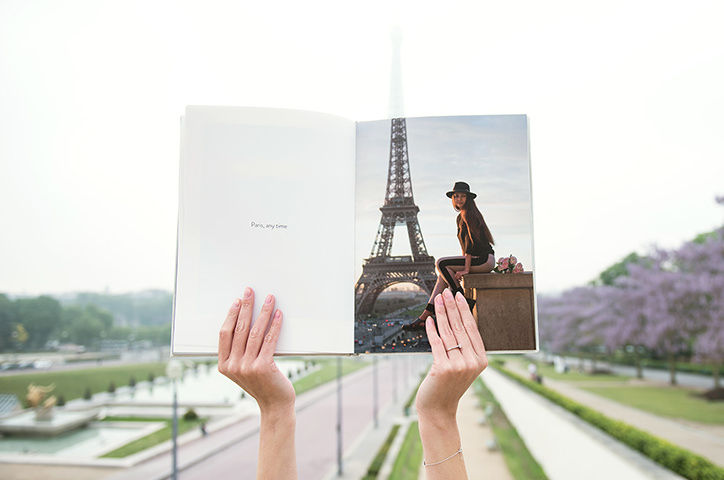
left=355, top=257, right=437, bottom=316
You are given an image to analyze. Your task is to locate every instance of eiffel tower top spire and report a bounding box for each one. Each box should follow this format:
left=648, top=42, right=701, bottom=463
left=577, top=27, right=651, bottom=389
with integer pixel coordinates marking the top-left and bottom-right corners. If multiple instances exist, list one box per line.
left=388, top=25, right=404, bottom=119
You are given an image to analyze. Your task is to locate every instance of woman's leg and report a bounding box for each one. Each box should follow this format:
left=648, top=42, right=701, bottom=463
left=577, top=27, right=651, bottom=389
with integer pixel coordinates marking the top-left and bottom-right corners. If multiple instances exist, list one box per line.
left=468, top=254, right=495, bottom=274
left=438, top=254, right=495, bottom=298
left=405, top=255, right=492, bottom=330
left=436, top=256, right=469, bottom=294
left=418, top=274, right=448, bottom=321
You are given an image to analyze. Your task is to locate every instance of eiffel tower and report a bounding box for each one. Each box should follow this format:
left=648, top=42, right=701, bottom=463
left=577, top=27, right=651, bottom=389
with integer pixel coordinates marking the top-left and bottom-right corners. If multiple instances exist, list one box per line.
left=355, top=117, right=437, bottom=316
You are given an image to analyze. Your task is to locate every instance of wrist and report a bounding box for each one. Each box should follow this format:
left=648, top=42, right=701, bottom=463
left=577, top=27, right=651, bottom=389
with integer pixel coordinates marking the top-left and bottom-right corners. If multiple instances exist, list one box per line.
left=416, top=404, right=458, bottom=429
left=259, top=400, right=296, bottom=423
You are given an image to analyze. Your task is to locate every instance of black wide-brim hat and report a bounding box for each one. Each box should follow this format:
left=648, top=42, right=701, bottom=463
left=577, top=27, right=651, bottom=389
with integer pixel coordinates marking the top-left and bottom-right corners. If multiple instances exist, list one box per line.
left=446, top=181, right=477, bottom=199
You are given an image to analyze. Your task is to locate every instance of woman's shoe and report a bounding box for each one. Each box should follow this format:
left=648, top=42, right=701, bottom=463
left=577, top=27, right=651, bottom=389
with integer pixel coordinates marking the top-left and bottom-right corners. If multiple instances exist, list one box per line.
left=402, top=303, right=436, bottom=332
left=466, top=297, right=476, bottom=312
left=402, top=317, right=427, bottom=331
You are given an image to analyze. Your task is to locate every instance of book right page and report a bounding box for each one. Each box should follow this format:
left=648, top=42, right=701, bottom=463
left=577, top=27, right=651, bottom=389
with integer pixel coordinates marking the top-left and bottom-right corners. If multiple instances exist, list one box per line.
left=354, top=115, right=536, bottom=353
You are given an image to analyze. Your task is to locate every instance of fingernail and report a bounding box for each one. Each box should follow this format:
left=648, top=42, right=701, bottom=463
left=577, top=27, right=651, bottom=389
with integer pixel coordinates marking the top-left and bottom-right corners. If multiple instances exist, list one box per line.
left=265, top=294, right=274, bottom=305
left=443, top=289, right=454, bottom=300
left=233, top=298, right=240, bottom=307
left=243, top=287, right=252, bottom=299
left=455, top=291, right=465, bottom=301
left=274, top=309, right=282, bottom=320
left=435, top=294, right=444, bottom=306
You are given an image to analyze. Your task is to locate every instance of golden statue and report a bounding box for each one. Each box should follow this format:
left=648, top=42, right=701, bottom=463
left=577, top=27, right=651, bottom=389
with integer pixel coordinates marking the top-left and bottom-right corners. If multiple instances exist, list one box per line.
left=26, top=383, right=57, bottom=421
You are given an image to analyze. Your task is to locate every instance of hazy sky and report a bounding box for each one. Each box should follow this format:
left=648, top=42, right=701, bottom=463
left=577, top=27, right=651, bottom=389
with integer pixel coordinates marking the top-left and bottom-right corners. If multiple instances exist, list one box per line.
left=1, top=0, right=723, bottom=296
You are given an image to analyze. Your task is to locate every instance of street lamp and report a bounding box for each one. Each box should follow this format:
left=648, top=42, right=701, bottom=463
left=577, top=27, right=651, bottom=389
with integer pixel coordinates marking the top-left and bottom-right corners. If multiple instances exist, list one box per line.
left=166, top=359, right=184, bottom=480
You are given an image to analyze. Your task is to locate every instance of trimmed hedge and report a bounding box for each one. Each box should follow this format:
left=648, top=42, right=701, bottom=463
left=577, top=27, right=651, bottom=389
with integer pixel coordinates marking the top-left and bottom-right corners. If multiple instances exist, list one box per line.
left=493, top=363, right=724, bottom=480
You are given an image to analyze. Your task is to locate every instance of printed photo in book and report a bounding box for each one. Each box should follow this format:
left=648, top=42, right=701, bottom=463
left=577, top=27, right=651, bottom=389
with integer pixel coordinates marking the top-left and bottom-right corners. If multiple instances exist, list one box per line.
left=354, top=115, right=536, bottom=354
left=172, top=107, right=536, bottom=356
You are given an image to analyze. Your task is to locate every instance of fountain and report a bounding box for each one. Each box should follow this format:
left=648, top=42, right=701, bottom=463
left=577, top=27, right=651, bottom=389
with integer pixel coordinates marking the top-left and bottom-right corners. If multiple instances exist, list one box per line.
left=0, top=383, right=98, bottom=437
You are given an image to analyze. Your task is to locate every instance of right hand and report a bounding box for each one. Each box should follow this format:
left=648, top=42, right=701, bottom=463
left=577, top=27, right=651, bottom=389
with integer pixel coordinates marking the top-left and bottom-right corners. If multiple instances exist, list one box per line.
left=416, top=289, right=488, bottom=420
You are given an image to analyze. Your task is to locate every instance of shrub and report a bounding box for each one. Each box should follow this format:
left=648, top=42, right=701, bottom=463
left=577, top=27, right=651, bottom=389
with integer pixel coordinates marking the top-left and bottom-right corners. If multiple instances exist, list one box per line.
left=183, top=408, right=199, bottom=421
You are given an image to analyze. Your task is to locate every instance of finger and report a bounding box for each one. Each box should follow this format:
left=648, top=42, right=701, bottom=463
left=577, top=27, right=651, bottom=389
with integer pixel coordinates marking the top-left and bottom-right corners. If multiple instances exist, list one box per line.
left=218, top=297, right=242, bottom=363
left=230, top=287, right=255, bottom=357
left=244, top=293, right=276, bottom=358
left=433, top=292, right=459, bottom=354
left=443, top=288, right=466, bottom=336
left=455, top=290, right=486, bottom=357
left=425, top=315, right=445, bottom=360
left=258, top=309, right=283, bottom=359
left=451, top=291, right=475, bottom=352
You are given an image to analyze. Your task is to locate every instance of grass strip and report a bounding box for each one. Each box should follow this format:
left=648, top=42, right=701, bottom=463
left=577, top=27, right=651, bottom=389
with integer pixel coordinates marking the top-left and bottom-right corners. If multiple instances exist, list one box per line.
left=474, top=378, right=548, bottom=480
left=493, top=362, right=724, bottom=480
left=100, top=416, right=206, bottom=458
left=362, top=423, right=401, bottom=479
left=388, top=421, right=423, bottom=480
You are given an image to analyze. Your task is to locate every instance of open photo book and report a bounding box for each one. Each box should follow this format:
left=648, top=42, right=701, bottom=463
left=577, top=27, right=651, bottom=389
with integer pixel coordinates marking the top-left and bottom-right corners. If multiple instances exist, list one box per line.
left=172, top=106, right=537, bottom=356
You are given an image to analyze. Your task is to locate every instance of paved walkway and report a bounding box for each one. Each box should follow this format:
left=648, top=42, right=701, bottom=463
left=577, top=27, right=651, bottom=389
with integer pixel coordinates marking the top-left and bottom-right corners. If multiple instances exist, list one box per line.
left=448, top=386, right=513, bottom=480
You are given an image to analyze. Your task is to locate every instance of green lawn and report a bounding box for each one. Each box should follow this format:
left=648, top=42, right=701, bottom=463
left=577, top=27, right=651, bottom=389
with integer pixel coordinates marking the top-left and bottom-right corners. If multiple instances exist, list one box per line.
left=582, top=385, right=724, bottom=424
left=0, top=363, right=168, bottom=405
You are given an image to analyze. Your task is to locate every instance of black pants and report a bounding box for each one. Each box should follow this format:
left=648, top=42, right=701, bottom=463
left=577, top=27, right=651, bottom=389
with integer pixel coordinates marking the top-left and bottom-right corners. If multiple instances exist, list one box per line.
left=437, top=256, right=489, bottom=294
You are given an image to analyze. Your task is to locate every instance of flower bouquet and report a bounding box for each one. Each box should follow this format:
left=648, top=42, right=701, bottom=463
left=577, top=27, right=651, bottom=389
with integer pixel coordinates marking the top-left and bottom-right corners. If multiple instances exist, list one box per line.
left=493, top=255, right=524, bottom=274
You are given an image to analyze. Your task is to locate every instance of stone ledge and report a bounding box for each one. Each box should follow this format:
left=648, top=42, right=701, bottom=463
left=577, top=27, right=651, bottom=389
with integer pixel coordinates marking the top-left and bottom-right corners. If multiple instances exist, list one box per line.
left=462, top=272, right=537, bottom=352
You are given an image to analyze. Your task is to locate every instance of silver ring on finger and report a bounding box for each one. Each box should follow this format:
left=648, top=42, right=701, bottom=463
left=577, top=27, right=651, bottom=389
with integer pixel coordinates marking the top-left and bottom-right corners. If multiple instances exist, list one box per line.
left=446, top=344, right=462, bottom=352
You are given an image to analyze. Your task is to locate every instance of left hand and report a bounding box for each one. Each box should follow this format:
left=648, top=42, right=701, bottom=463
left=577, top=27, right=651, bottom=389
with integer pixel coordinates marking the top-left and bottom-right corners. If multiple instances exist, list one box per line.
left=217, top=288, right=295, bottom=416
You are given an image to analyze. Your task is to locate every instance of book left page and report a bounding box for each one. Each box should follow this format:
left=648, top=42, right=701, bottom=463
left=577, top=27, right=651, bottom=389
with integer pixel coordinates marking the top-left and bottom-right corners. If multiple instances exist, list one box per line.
left=173, top=106, right=356, bottom=355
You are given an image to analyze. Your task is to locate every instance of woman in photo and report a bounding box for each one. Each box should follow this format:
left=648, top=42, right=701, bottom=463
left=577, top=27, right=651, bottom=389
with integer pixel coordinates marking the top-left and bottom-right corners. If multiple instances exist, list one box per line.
left=405, top=181, right=495, bottom=331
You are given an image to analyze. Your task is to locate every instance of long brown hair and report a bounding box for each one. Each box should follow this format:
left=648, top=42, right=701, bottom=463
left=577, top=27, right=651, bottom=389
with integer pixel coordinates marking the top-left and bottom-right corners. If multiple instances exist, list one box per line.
left=454, top=195, right=494, bottom=246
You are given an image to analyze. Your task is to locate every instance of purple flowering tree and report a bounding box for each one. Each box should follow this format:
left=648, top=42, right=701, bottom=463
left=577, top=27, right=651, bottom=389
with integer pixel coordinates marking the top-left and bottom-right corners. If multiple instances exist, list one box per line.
left=595, top=283, right=649, bottom=378
left=538, top=287, right=609, bottom=370
left=671, top=224, right=724, bottom=388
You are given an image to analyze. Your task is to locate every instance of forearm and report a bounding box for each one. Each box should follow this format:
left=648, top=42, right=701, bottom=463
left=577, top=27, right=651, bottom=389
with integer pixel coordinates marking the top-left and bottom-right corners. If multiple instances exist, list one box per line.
left=464, top=254, right=472, bottom=273
left=418, top=410, right=467, bottom=479
left=257, top=406, right=297, bottom=480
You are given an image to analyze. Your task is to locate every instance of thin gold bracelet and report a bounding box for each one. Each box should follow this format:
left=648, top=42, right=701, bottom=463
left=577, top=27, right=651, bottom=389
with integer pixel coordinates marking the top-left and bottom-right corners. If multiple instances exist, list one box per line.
left=423, top=447, right=463, bottom=467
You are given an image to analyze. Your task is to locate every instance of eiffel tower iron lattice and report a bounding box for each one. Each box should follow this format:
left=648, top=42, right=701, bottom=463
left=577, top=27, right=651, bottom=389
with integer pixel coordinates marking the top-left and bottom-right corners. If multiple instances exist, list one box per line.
left=355, top=118, right=437, bottom=316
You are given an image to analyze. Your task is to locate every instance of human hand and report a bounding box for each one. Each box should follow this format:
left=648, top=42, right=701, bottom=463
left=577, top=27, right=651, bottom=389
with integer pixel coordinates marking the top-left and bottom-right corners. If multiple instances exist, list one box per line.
left=416, top=288, right=487, bottom=421
left=218, top=287, right=295, bottom=416
left=453, top=270, right=468, bottom=282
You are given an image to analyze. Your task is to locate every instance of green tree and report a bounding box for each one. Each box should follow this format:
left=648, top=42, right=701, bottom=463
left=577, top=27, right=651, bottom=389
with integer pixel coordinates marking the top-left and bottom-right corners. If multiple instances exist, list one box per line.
left=15, top=296, right=62, bottom=350
left=61, top=303, right=115, bottom=347
left=594, top=252, right=648, bottom=286
left=69, top=314, right=104, bottom=346
left=0, top=294, right=18, bottom=351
